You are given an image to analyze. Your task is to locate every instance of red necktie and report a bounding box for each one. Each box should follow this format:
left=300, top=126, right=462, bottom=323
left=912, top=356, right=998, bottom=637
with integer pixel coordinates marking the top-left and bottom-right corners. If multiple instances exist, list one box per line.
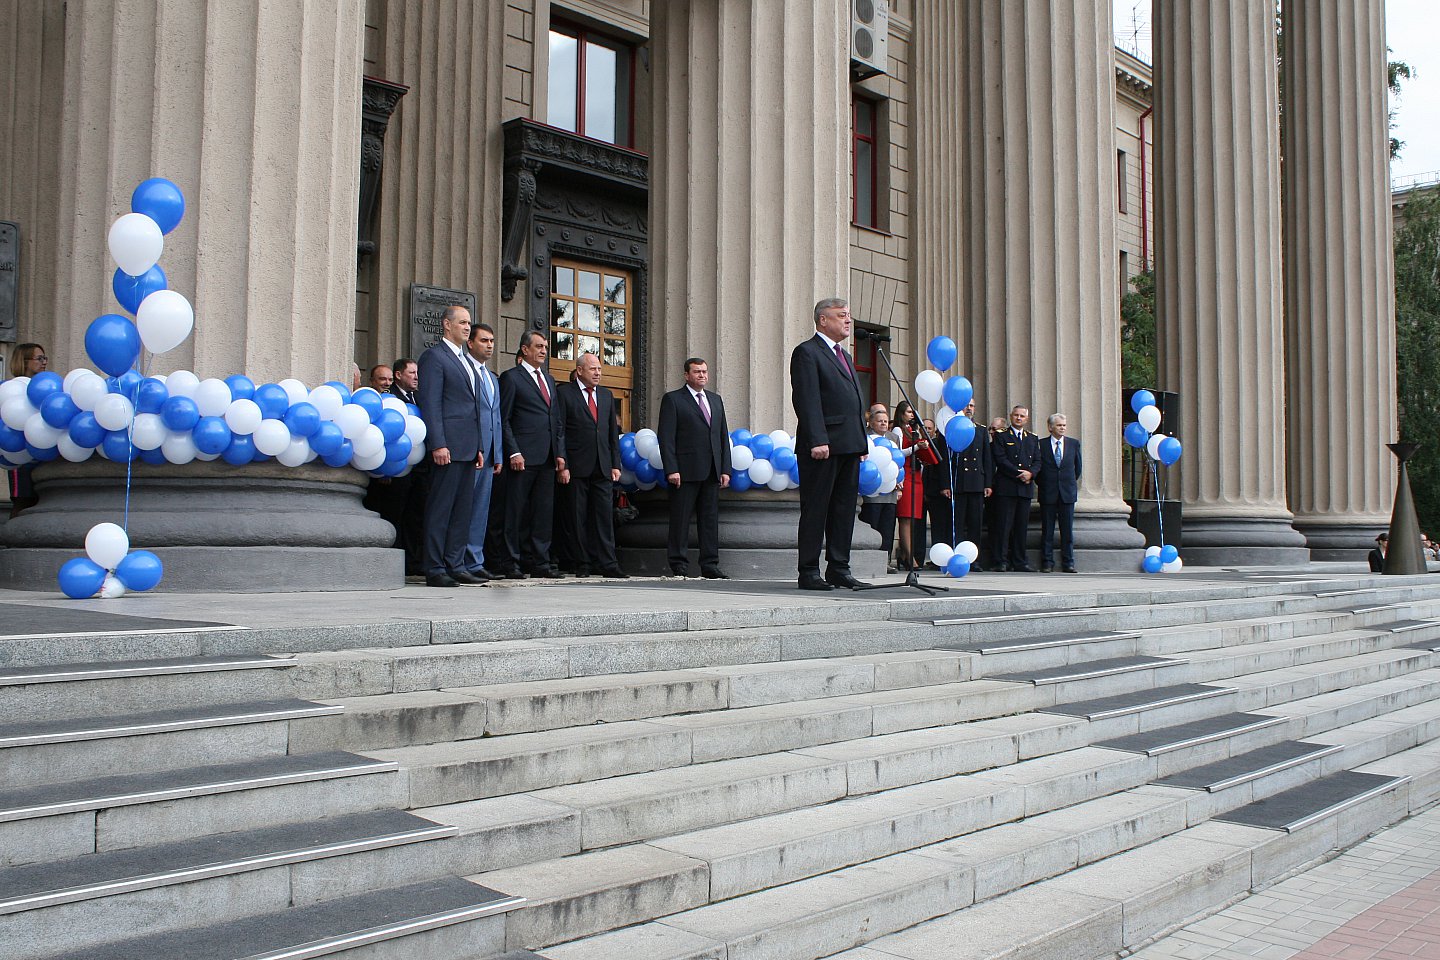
left=535, top=369, right=550, bottom=406
left=587, top=387, right=598, bottom=421
left=834, top=344, right=853, bottom=380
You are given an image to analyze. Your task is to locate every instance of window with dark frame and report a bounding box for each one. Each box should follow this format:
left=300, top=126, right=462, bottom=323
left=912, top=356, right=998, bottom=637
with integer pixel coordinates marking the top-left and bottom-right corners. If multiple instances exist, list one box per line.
left=547, top=22, right=636, bottom=147
left=852, top=325, right=884, bottom=408
left=852, top=96, right=880, bottom=229
left=1117, top=149, right=1128, bottom=215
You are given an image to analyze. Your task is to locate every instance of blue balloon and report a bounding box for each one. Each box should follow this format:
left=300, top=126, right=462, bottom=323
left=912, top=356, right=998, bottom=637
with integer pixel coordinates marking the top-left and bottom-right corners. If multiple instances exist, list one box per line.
left=109, top=369, right=143, bottom=399
left=1143, top=554, right=1163, bottom=573
left=225, top=375, right=256, bottom=401
left=748, top=434, right=775, bottom=460
left=131, top=177, right=185, bottom=234
left=134, top=377, right=169, bottom=414
left=309, top=421, right=344, bottom=457
left=351, top=388, right=384, bottom=423
left=730, top=429, right=753, bottom=446
left=621, top=447, right=643, bottom=470
left=1124, top=421, right=1150, bottom=449
left=112, top=264, right=167, bottom=314
left=253, top=384, right=290, bottom=419
left=945, top=415, right=976, bottom=451
left=405, top=403, right=420, bottom=418
left=946, top=555, right=971, bottom=578
left=942, top=376, right=973, bottom=412
left=26, top=371, right=63, bottom=408
left=772, top=446, right=797, bottom=472
left=40, top=393, right=79, bottom=429
left=85, top=314, right=141, bottom=377
left=1160, top=544, right=1179, bottom=564
left=320, top=438, right=354, bottom=468
left=1130, top=390, right=1156, bottom=414
left=729, top=471, right=753, bottom=492
left=375, top=408, right=406, bottom=443
left=0, top=424, right=26, bottom=453
left=323, top=381, right=352, bottom=403
left=138, top=446, right=166, bottom=465
left=58, top=556, right=108, bottom=599
left=619, top=433, right=637, bottom=451
left=285, top=401, right=322, bottom=438
left=789, top=463, right=800, bottom=484
left=927, top=336, right=958, bottom=372
left=25, top=443, right=59, bottom=462
left=384, top=434, right=413, bottom=463
left=1157, top=436, right=1183, bottom=466
left=223, top=433, right=257, bottom=466
left=160, top=395, right=200, bottom=432
left=192, top=416, right=233, bottom=455
left=859, top=459, right=882, bottom=496
left=67, top=413, right=104, bottom=448
left=102, top=430, right=137, bottom=462
left=896, top=467, right=906, bottom=485
left=115, top=549, right=164, bottom=591
left=635, top=460, right=659, bottom=484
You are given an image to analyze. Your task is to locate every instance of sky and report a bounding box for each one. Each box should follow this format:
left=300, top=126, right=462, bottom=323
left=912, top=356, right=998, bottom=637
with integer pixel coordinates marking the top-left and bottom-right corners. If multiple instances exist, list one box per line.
left=1112, top=1, right=1440, bottom=187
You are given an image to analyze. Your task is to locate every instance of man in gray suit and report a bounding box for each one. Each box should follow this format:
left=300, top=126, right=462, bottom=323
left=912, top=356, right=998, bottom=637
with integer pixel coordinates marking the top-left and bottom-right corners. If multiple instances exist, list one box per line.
left=417, top=304, right=488, bottom=588
left=463, top=322, right=503, bottom=579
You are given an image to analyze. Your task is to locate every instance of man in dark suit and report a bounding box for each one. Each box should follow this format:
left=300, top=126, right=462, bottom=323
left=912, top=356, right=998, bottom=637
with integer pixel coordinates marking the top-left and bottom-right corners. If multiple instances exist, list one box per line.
left=991, top=404, right=1042, bottom=572
left=462, top=324, right=503, bottom=578
left=416, top=305, right=488, bottom=588
left=940, top=399, right=993, bottom=569
left=1036, top=413, right=1082, bottom=573
left=658, top=357, right=732, bottom=578
left=791, top=298, right=869, bottom=591
left=387, top=356, right=425, bottom=576
left=557, top=352, right=626, bottom=578
left=498, top=330, right=567, bottom=578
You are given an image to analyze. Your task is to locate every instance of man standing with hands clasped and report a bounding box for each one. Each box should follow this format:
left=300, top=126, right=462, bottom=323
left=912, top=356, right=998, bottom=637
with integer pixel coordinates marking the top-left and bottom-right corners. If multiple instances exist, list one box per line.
left=557, top=352, right=627, bottom=578
left=658, top=357, right=732, bottom=578
left=1036, top=413, right=1082, bottom=573
left=791, top=298, right=869, bottom=591
left=498, top=330, right=567, bottom=578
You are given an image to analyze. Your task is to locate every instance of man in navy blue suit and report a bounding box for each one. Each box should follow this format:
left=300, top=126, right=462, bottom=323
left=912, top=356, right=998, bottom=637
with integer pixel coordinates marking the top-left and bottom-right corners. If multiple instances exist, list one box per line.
left=462, top=322, right=503, bottom=579
left=1036, top=412, right=1082, bottom=573
left=417, top=305, right=488, bottom=588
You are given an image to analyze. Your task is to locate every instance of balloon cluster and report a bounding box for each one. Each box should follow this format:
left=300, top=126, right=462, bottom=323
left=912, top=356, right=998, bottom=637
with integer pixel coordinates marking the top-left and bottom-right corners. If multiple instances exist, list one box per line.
left=928, top=540, right=979, bottom=578
left=1143, top=543, right=1183, bottom=575
left=617, top=429, right=803, bottom=493
left=859, top=434, right=905, bottom=496
left=1123, top=390, right=1182, bottom=465
left=912, top=337, right=979, bottom=453
left=57, top=522, right=163, bottom=599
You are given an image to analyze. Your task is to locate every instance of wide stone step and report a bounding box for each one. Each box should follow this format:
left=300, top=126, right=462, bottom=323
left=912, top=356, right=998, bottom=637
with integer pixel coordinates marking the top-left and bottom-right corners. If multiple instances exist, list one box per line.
left=40, top=877, right=521, bottom=960
left=1213, top=769, right=1409, bottom=832
left=1096, top=712, right=1287, bottom=756
left=0, top=809, right=458, bottom=960
left=991, top=654, right=1182, bottom=686
left=1154, top=740, right=1343, bottom=792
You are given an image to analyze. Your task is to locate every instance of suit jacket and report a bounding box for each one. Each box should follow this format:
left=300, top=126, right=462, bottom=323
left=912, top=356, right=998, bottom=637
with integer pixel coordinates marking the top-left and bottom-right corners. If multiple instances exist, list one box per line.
left=471, top=361, right=503, bottom=467
left=790, top=334, right=866, bottom=455
left=658, top=387, right=732, bottom=482
left=416, top=341, right=482, bottom=462
left=946, top=420, right=994, bottom=494
left=499, top=363, right=565, bottom=465
left=991, top=428, right=1043, bottom=499
left=390, top=383, right=419, bottom=407
left=1036, top=435, right=1082, bottom=504
left=557, top=381, right=620, bottom=478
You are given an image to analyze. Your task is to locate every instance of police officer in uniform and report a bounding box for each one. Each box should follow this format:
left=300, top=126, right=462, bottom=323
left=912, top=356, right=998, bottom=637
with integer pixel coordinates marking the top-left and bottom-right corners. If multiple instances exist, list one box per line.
left=990, top=405, right=1043, bottom=571
left=942, top=399, right=992, bottom=569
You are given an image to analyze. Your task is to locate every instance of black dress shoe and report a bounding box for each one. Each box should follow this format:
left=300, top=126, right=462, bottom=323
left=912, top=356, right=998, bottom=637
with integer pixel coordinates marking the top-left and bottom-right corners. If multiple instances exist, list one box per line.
left=450, top=570, right=490, bottom=585
left=572, top=567, right=593, bottom=578
left=601, top=567, right=630, bottom=579
left=1062, top=565, right=1078, bottom=573
left=533, top=567, right=565, bottom=579
left=969, top=563, right=986, bottom=573
left=827, top=572, right=870, bottom=589
left=472, top=567, right=497, bottom=580
left=1040, top=563, right=1055, bottom=574
left=798, top=575, right=834, bottom=591
left=425, top=573, right=459, bottom=588
left=992, top=562, right=1010, bottom=572
left=670, top=566, right=689, bottom=578
left=1012, top=563, right=1036, bottom=573
left=701, top=568, right=729, bottom=579
left=504, top=569, right=528, bottom=580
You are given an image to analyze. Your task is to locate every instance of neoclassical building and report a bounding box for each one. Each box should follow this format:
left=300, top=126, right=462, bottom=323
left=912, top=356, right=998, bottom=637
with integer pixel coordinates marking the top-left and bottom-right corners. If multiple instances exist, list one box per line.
left=0, top=0, right=1396, bottom=563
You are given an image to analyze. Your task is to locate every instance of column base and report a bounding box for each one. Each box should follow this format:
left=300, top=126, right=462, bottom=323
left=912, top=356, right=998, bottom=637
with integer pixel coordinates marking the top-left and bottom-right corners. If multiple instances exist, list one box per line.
left=1174, top=515, right=1311, bottom=566
left=1293, top=518, right=1389, bottom=561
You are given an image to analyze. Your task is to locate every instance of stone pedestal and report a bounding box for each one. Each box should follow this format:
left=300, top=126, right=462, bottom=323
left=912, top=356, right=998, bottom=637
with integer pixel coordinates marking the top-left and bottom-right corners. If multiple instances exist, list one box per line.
left=1281, top=0, right=1396, bottom=559
left=1153, top=0, right=1308, bottom=564
left=0, top=461, right=401, bottom=593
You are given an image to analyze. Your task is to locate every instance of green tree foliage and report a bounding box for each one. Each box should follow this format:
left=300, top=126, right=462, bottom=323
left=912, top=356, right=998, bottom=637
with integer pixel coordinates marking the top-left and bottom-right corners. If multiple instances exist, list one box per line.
left=1390, top=59, right=1413, bottom=160
left=1395, top=189, right=1440, bottom=531
left=1121, top=269, right=1157, bottom=390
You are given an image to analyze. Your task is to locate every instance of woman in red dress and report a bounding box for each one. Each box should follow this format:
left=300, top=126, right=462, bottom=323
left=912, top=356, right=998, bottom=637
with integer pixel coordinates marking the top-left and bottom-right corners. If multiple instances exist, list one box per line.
left=889, top=400, right=932, bottom=569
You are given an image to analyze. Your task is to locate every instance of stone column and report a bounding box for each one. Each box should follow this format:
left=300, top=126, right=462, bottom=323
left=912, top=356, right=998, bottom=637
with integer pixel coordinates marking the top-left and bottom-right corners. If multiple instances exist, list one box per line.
left=649, top=0, right=849, bottom=431
left=949, top=0, right=1142, bottom=563
left=1153, top=1, right=1309, bottom=563
left=1281, top=0, right=1396, bottom=558
left=49, top=0, right=363, bottom=385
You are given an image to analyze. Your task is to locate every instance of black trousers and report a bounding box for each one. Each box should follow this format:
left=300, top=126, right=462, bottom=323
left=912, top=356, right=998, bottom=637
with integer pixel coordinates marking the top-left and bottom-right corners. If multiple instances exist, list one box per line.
left=955, top=492, right=985, bottom=554
left=993, top=495, right=1033, bottom=567
left=399, top=463, right=429, bottom=573
left=502, top=462, right=556, bottom=572
left=859, top=502, right=897, bottom=554
left=667, top=475, right=720, bottom=572
left=925, top=494, right=953, bottom=549
left=485, top=468, right=509, bottom=569
left=797, top=451, right=861, bottom=578
left=1040, top=500, right=1076, bottom=567
left=552, top=478, right=579, bottom=571
left=572, top=470, right=618, bottom=571
left=423, top=459, right=476, bottom=575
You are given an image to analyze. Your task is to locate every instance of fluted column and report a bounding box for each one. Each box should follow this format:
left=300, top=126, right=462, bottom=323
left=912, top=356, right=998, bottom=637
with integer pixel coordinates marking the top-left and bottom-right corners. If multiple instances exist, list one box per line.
left=49, top=0, right=363, bottom=385
left=951, top=0, right=1140, bottom=558
left=1281, top=0, right=1396, bottom=558
left=1154, top=1, right=1309, bottom=563
left=650, top=0, right=849, bottom=431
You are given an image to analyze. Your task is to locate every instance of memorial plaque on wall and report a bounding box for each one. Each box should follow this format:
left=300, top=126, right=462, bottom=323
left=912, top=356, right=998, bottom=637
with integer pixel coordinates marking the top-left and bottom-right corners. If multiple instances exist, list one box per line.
left=408, top=284, right=477, bottom=355
left=0, top=221, right=18, bottom=343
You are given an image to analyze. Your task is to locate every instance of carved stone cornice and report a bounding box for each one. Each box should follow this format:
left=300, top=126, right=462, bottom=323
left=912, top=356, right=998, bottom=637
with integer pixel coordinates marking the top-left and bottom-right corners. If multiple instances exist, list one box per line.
left=358, top=76, right=409, bottom=261
left=502, top=117, right=649, bottom=194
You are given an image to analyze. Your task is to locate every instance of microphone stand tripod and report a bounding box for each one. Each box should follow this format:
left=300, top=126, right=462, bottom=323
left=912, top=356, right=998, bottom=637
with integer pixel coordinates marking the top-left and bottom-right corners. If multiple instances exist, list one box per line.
left=853, top=346, right=948, bottom=595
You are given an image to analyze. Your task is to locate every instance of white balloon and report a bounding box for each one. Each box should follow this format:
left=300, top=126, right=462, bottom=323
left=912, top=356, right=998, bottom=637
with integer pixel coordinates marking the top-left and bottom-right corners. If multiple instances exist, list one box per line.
left=108, top=212, right=164, bottom=276
left=336, top=404, right=371, bottom=441
left=403, top=415, right=427, bottom=445
left=957, top=540, right=980, bottom=563
left=193, top=378, right=232, bottom=418
left=880, top=459, right=899, bottom=483
left=129, top=413, right=167, bottom=450
left=352, top=447, right=387, bottom=471
left=5, top=448, right=33, bottom=466
left=1145, top=545, right=1162, bottom=558
left=935, top=405, right=955, bottom=433
left=352, top=424, right=386, bottom=458
left=151, top=373, right=167, bottom=383
left=308, top=385, right=345, bottom=421
left=85, top=521, right=129, bottom=569
left=619, top=468, right=637, bottom=486
left=868, top=445, right=893, bottom=469
left=277, top=437, right=312, bottom=467
left=0, top=377, right=29, bottom=404
left=787, top=476, right=800, bottom=490
left=195, top=450, right=221, bottom=461
left=98, top=573, right=127, bottom=599
left=253, top=419, right=292, bottom=456
left=94, top=394, right=135, bottom=432
left=23, top=412, right=64, bottom=449
left=161, top=430, right=198, bottom=464
left=381, top=395, right=407, bottom=415
left=878, top=476, right=897, bottom=494
left=63, top=368, right=96, bottom=391
left=1, top=396, right=37, bottom=430
left=136, top=289, right=193, bottom=355
left=166, top=370, right=200, bottom=399
left=646, top=448, right=663, bottom=469
left=929, top=542, right=955, bottom=567
left=1146, top=434, right=1166, bottom=461
left=1137, top=404, right=1162, bottom=433
left=766, top=471, right=789, bottom=491
left=748, top=459, right=774, bottom=484
left=636, top=479, right=658, bottom=491
left=1162, top=558, right=1184, bottom=573
left=279, top=379, right=309, bottom=406
left=731, top=445, right=754, bottom=471
left=914, top=369, right=944, bottom=404
left=224, top=398, right=263, bottom=435
left=635, top=435, right=659, bottom=460
left=70, top=374, right=109, bottom=412
left=406, top=443, right=426, bottom=465
left=768, top=429, right=792, bottom=451
left=57, top=434, right=95, bottom=462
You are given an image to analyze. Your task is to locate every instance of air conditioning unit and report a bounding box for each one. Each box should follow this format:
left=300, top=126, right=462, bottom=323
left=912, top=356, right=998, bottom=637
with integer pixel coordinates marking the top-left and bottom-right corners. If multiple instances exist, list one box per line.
left=851, top=0, right=889, bottom=80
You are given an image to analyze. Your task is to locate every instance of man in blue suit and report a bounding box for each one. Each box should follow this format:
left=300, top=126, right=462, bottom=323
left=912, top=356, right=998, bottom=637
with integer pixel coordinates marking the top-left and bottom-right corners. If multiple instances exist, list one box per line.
left=1036, top=412, right=1082, bottom=573
left=417, top=305, right=488, bottom=588
left=462, top=322, right=503, bottom=579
